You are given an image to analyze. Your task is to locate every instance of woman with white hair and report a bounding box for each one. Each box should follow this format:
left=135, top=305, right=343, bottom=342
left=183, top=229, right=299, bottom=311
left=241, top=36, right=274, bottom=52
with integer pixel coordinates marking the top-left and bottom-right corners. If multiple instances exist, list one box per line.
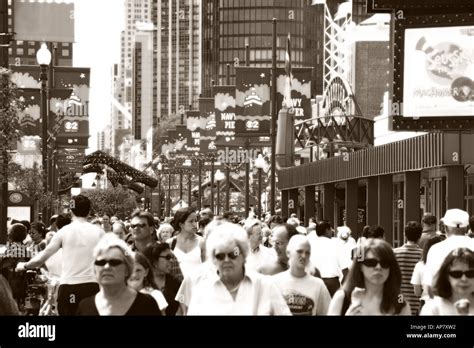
left=272, top=235, right=331, bottom=315
left=183, top=222, right=291, bottom=315
left=76, top=234, right=161, bottom=315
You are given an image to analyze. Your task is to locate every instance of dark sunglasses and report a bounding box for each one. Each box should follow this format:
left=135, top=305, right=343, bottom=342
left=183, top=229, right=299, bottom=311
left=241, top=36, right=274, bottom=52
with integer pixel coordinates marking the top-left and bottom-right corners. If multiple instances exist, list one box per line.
left=361, top=258, right=390, bottom=269
left=215, top=251, right=240, bottom=261
left=94, top=258, right=124, bottom=267
left=448, top=270, right=474, bottom=279
left=131, top=223, right=147, bottom=229
left=159, top=255, right=173, bottom=260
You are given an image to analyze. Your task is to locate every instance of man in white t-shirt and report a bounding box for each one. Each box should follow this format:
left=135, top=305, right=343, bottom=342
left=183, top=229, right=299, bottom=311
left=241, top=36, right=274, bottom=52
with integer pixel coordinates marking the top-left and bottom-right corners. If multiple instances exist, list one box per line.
left=17, top=195, right=105, bottom=315
left=422, top=209, right=474, bottom=296
left=273, top=235, right=331, bottom=315
left=308, top=220, right=350, bottom=296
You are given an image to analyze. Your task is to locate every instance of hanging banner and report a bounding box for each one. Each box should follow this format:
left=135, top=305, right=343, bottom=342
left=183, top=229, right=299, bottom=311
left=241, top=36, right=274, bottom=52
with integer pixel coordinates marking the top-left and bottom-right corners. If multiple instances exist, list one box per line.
left=197, top=98, right=217, bottom=153
left=276, top=67, right=313, bottom=122
left=403, top=26, right=474, bottom=117
left=13, top=0, right=75, bottom=42
left=214, top=85, right=237, bottom=147
left=235, top=67, right=271, bottom=136
left=184, top=110, right=201, bottom=153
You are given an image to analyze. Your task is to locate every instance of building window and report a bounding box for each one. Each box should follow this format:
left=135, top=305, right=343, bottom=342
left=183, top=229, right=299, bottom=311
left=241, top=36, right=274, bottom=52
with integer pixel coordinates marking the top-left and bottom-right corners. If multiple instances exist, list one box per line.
left=62, top=49, right=69, bottom=57
left=16, top=48, right=24, bottom=55
left=28, top=48, right=35, bottom=56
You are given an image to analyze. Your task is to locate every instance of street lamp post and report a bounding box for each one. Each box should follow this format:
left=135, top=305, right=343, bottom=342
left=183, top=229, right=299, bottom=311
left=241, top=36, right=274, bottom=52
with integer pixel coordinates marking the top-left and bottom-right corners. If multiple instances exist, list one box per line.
left=37, top=43, right=52, bottom=221
left=157, top=163, right=162, bottom=218
left=215, top=169, right=225, bottom=216
left=255, top=154, right=267, bottom=220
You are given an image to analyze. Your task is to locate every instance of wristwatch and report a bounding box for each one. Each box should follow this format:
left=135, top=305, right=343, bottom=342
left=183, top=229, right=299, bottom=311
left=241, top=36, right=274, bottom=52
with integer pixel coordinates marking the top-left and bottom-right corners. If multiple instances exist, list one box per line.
left=23, top=262, right=30, bottom=270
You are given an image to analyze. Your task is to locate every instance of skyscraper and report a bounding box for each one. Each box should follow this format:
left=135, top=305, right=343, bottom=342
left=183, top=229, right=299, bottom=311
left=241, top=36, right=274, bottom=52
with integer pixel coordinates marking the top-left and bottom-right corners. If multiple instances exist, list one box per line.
left=201, top=0, right=322, bottom=97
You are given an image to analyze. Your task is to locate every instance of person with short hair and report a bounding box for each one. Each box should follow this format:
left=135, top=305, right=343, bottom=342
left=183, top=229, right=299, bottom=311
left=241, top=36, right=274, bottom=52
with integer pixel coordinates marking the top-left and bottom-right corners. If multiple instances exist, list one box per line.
left=16, top=195, right=105, bottom=315
left=363, top=225, right=385, bottom=239
left=309, top=220, right=350, bottom=297
left=199, top=207, right=214, bottom=221
left=157, top=223, right=174, bottom=243
left=183, top=223, right=291, bottom=315
left=244, top=219, right=276, bottom=272
left=258, top=223, right=299, bottom=276
left=28, top=221, right=47, bottom=253
left=272, top=235, right=331, bottom=315
left=394, top=221, right=423, bottom=315
left=77, top=234, right=161, bottom=315
left=419, top=213, right=439, bottom=249
left=111, top=221, right=128, bottom=240
left=420, top=248, right=474, bottom=315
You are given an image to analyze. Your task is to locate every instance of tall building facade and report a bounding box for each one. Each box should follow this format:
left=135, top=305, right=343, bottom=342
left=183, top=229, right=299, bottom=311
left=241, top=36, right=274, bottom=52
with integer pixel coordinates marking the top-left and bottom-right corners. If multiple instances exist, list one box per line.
left=201, top=0, right=322, bottom=97
left=154, top=0, right=201, bottom=122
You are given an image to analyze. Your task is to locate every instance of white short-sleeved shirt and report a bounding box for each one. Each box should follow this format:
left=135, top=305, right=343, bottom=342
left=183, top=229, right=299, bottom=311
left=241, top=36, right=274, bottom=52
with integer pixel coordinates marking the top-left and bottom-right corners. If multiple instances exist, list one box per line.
left=246, top=245, right=277, bottom=273
left=410, top=261, right=429, bottom=301
left=142, top=288, right=168, bottom=311
left=309, top=236, right=349, bottom=278
left=47, top=218, right=105, bottom=285
left=422, top=236, right=474, bottom=287
left=272, top=271, right=331, bottom=315
left=185, top=270, right=291, bottom=315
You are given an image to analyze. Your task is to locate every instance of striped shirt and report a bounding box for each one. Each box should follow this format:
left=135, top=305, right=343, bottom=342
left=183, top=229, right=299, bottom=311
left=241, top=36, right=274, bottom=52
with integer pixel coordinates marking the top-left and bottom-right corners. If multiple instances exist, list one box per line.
left=394, top=244, right=422, bottom=315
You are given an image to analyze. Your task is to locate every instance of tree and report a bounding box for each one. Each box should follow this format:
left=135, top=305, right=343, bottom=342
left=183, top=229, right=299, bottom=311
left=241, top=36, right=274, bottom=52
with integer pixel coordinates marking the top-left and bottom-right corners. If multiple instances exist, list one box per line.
left=83, top=186, right=138, bottom=220
left=1, top=67, right=23, bottom=242
left=151, top=113, right=180, bottom=158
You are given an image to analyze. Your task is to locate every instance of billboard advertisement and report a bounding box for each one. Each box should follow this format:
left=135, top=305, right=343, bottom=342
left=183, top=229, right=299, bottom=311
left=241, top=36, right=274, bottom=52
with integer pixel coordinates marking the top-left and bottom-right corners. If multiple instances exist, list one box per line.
left=235, top=67, right=271, bottom=136
left=403, top=26, right=474, bottom=117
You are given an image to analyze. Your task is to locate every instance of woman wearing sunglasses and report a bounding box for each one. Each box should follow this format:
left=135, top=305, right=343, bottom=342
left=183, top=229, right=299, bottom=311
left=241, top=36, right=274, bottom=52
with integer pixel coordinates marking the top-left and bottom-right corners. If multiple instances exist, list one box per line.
left=184, top=223, right=291, bottom=315
left=420, top=248, right=474, bottom=315
left=76, top=234, right=161, bottom=315
left=327, top=238, right=411, bottom=315
left=144, top=243, right=182, bottom=316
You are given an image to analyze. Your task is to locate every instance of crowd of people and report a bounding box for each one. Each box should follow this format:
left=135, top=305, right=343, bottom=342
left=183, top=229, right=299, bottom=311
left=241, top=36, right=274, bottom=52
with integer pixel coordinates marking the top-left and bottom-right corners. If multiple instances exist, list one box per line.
left=1, top=194, right=474, bottom=316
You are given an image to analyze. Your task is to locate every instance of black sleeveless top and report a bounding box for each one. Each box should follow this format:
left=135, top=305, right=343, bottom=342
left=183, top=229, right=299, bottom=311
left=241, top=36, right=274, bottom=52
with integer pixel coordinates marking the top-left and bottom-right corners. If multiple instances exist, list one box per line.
left=77, top=291, right=161, bottom=315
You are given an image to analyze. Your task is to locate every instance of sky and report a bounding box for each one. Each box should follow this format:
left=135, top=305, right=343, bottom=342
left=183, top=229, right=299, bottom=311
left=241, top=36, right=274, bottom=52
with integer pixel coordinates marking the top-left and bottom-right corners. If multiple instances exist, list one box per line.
left=73, top=0, right=124, bottom=151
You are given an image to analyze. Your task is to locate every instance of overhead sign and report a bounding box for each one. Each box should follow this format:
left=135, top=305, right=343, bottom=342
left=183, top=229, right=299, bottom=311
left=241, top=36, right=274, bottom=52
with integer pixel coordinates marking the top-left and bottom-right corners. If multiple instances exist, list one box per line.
left=13, top=0, right=75, bottom=42
left=235, top=67, right=271, bottom=136
left=403, top=26, right=474, bottom=117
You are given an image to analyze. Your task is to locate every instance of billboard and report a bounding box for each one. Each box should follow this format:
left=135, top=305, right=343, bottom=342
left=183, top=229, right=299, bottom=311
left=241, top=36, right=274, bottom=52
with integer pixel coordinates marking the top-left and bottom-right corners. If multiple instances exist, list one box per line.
left=13, top=0, right=75, bottom=42
left=403, top=26, right=474, bottom=117
left=235, top=67, right=271, bottom=136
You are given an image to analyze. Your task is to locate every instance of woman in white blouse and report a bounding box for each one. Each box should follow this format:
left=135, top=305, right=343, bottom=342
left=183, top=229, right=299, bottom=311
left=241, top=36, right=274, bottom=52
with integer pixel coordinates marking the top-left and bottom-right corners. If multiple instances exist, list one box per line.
left=183, top=223, right=291, bottom=315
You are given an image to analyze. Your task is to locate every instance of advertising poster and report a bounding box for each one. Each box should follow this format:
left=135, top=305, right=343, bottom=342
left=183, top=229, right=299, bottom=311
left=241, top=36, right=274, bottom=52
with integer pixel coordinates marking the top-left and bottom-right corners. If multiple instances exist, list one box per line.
left=235, top=67, right=271, bottom=136
left=403, top=26, right=474, bottom=117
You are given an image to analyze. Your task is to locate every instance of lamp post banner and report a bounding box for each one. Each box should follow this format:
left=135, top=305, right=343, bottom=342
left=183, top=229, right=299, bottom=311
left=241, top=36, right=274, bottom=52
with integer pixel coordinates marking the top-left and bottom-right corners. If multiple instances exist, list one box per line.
left=235, top=67, right=271, bottom=136
left=276, top=67, right=313, bottom=123
left=197, top=98, right=217, bottom=154
left=214, top=85, right=236, bottom=146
